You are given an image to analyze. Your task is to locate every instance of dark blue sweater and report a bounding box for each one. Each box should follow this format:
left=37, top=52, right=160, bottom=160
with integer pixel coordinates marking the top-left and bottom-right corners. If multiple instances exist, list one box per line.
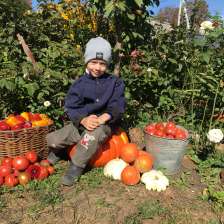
left=64, top=72, right=125, bottom=128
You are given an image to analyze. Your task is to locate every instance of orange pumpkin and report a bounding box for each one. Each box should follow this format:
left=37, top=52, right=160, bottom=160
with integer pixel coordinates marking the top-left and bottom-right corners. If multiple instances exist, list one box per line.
left=134, top=154, right=153, bottom=173
left=121, top=165, right=140, bottom=185
left=68, top=129, right=129, bottom=167
left=120, top=143, right=139, bottom=163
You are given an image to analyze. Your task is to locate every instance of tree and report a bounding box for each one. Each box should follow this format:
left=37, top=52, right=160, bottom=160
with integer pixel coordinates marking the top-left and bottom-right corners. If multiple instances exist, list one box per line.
left=156, top=0, right=208, bottom=28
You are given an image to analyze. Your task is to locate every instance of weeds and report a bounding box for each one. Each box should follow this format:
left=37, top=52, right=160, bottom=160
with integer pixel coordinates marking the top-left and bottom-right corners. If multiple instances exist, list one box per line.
left=124, top=200, right=168, bottom=224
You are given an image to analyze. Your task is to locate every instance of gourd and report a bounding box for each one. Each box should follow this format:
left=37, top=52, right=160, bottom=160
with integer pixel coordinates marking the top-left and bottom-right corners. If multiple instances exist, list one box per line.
left=103, top=158, right=128, bottom=180
left=207, top=129, right=224, bottom=143
left=141, top=170, right=169, bottom=192
left=121, top=165, right=140, bottom=185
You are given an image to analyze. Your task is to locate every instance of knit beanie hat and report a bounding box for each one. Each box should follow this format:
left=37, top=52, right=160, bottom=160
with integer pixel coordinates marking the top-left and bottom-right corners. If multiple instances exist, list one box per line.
left=84, top=37, right=112, bottom=64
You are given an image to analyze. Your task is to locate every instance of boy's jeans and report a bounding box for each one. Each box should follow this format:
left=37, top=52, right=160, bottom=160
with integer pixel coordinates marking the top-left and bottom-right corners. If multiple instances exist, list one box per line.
left=46, top=123, right=112, bottom=168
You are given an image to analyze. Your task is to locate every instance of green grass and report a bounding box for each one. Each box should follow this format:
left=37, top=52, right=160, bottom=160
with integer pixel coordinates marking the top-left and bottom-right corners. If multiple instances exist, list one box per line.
left=124, top=200, right=169, bottom=224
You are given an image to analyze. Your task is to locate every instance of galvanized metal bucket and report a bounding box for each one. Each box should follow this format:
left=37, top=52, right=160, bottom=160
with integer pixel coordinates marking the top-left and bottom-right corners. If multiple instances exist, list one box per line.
left=144, top=126, right=189, bottom=175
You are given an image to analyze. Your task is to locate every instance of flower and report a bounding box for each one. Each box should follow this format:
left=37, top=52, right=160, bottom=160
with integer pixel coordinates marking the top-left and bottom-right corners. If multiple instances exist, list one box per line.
left=26, top=165, right=41, bottom=179
left=200, top=21, right=214, bottom=30
left=44, top=101, right=51, bottom=107
left=147, top=68, right=152, bottom=72
left=199, top=20, right=215, bottom=35
left=207, top=129, right=224, bottom=143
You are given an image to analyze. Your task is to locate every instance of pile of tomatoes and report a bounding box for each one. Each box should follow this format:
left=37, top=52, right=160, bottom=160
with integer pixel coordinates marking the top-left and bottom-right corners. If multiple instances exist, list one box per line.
left=144, top=121, right=188, bottom=140
left=0, top=151, right=55, bottom=187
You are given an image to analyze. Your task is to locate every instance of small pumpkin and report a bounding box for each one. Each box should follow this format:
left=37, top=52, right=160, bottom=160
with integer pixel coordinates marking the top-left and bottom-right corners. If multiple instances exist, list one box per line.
left=134, top=153, right=153, bottom=173
left=141, top=170, right=169, bottom=192
left=120, top=143, right=139, bottom=163
left=121, top=165, right=140, bottom=185
left=103, top=158, right=128, bottom=180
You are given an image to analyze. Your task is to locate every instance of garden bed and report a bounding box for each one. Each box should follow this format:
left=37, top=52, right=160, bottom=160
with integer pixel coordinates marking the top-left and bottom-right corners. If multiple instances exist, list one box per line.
left=0, top=155, right=223, bottom=224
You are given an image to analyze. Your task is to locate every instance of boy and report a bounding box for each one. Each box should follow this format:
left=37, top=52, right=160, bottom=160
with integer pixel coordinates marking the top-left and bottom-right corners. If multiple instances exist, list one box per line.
left=47, top=37, right=125, bottom=186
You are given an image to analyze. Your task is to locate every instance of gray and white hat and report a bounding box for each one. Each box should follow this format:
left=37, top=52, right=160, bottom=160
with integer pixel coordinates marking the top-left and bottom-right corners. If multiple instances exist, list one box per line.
left=84, top=37, right=112, bottom=64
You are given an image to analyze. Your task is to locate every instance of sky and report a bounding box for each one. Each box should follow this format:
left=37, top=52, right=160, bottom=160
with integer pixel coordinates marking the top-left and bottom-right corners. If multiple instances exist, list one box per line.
left=32, top=0, right=224, bottom=17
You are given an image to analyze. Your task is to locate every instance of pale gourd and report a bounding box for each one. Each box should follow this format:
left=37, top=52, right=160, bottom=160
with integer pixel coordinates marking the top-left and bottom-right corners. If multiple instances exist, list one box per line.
left=103, top=158, right=128, bottom=180
left=141, top=170, right=169, bottom=192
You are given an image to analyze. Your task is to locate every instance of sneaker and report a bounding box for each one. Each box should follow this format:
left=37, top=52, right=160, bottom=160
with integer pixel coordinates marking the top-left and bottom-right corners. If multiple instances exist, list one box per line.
left=61, top=162, right=84, bottom=186
left=47, top=151, right=60, bottom=165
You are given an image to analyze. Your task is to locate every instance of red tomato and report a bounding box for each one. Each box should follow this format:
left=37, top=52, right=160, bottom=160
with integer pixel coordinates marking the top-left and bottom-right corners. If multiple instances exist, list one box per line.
left=165, top=121, right=176, bottom=129
left=155, top=122, right=165, bottom=131
left=175, top=128, right=187, bottom=140
left=25, top=151, right=38, bottom=163
left=38, top=166, right=49, bottom=180
left=0, top=176, right=4, bottom=185
left=166, top=134, right=175, bottom=139
left=5, top=174, right=18, bottom=187
left=12, top=168, right=20, bottom=177
left=1, top=157, right=13, bottom=167
left=47, top=166, right=55, bottom=175
left=154, top=129, right=165, bottom=137
left=12, top=156, right=30, bottom=171
left=0, top=165, right=12, bottom=177
left=145, top=124, right=155, bottom=135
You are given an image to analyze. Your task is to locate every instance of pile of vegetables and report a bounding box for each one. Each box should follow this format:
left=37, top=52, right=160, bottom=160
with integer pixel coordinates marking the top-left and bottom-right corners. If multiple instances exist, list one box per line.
left=0, top=151, right=55, bottom=187
left=144, top=121, right=188, bottom=140
left=103, top=143, right=169, bottom=192
left=0, top=112, right=53, bottom=131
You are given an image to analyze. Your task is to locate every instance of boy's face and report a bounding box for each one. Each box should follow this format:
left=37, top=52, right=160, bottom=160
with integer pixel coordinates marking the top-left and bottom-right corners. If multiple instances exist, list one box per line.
left=86, top=59, right=107, bottom=78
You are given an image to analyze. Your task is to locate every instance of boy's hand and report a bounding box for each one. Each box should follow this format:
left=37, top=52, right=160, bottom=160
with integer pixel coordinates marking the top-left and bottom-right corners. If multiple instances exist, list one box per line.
left=97, top=113, right=111, bottom=125
left=80, top=115, right=99, bottom=131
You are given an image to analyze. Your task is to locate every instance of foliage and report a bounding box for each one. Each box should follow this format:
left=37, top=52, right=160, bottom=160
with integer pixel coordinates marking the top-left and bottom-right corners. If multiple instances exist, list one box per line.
left=156, top=0, right=209, bottom=28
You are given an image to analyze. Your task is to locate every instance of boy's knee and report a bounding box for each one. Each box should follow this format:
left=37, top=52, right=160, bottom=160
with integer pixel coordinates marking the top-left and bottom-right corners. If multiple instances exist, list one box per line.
left=89, top=125, right=111, bottom=142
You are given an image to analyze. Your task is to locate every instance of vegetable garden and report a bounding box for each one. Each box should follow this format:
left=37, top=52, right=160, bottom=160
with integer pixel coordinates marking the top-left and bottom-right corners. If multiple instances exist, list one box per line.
left=0, top=0, right=224, bottom=223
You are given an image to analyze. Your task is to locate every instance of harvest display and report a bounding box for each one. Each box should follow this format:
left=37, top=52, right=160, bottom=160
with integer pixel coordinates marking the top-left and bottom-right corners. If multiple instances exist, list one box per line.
left=0, top=112, right=53, bottom=131
left=144, top=121, right=188, bottom=140
left=103, top=143, right=169, bottom=192
left=0, top=151, right=55, bottom=187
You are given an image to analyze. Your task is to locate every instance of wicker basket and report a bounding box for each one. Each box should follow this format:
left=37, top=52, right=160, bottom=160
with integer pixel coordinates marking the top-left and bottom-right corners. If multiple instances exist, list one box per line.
left=0, top=125, right=53, bottom=159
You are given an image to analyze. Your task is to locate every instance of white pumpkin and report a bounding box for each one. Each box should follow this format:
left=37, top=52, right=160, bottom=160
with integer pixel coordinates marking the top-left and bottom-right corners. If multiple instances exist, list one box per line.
left=207, top=129, right=224, bottom=143
left=103, top=158, right=128, bottom=180
left=141, top=170, right=169, bottom=192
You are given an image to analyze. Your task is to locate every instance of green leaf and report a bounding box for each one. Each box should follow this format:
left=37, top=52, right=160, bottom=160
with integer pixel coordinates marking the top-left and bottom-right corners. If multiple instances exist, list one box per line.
left=168, top=58, right=177, bottom=64
left=117, top=1, right=126, bottom=11
left=105, top=1, right=114, bottom=17
left=127, top=13, right=135, bottom=20
left=24, top=83, right=39, bottom=96
left=134, top=0, right=143, bottom=7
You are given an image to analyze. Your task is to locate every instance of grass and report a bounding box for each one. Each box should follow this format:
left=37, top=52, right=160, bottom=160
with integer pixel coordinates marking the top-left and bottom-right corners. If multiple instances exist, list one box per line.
left=124, top=200, right=169, bottom=224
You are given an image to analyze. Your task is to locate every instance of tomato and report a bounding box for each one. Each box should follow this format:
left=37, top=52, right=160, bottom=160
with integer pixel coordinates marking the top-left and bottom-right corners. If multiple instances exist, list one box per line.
left=155, top=122, right=165, bottom=131
left=12, top=156, right=30, bottom=171
left=25, top=151, right=38, bottom=163
left=175, top=128, right=187, bottom=140
left=37, top=166, right=49, bottom=180
left=166, top=134, right=175, bottom=139
left=0, top=176, right=4, bottom=185
left=0, top=165, right=12, bottom=177
left=145, top=124, right=156, bottom=135
left=5, top=174, right=18, bottom=187
left=40, top=159, right=50, bottom=167
left=18, top=172, right=31, bottom=185
left=47, top=166, right=55, bottom=175
left=154, top=129, right=165, bottom=137
left=165, top=122, right=177, bottom=136
left=12, top=168, right=20, bottom=177
left=1, top=157, right=13, bottom=167
left=165, top=121, right=176, bottom=129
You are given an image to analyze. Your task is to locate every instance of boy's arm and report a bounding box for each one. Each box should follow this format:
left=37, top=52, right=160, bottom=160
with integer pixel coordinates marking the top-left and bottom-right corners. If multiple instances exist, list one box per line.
left=104, top=78, right=125, bottom=124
